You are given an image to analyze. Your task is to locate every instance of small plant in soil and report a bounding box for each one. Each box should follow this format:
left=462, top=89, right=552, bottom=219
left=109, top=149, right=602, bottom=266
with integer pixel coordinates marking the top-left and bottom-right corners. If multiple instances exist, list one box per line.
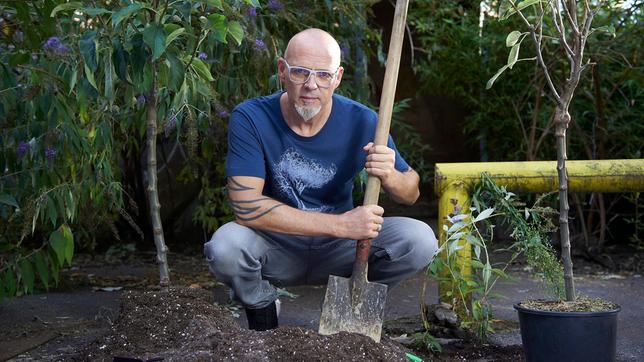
left=427, top=173, right=561, bottom=342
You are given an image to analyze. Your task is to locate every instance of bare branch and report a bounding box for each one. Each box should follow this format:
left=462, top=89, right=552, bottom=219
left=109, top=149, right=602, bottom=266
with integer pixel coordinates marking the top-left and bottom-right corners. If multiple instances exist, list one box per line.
left=507, top=1, right=563, bottom=103
left=512, top=100, right=530, bottom=148
left=552, top=2, right=575, bottom=59
left=405, top=21, right=415, bottom=66
left=561, top=0, right=580, bottom=35
left=508, top=0, right=533, bottom=29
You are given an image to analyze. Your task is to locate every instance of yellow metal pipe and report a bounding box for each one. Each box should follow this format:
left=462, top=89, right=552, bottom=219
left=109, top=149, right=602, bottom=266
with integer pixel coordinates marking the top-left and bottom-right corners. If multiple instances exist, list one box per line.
left=435, top=159, right=644, bottom=194
left=437, top=180, right=471, bottom=308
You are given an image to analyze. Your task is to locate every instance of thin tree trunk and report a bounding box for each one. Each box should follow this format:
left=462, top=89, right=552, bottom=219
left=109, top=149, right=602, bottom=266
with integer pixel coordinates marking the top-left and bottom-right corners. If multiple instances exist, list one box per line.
left=145, top=62, right=170, bottom=286
left=555, top=107, right=575, bottom=301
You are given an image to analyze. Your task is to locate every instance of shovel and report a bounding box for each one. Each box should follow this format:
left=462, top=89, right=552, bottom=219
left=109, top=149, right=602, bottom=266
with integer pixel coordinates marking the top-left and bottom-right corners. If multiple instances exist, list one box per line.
left=318, top=0, right=410, bottom=343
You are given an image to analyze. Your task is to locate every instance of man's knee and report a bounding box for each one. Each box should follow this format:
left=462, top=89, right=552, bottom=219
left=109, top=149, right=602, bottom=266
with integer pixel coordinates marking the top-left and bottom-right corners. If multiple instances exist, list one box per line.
left=392, top=218, right=438, bottom=269
left=204, top=222, right=253, bottom=278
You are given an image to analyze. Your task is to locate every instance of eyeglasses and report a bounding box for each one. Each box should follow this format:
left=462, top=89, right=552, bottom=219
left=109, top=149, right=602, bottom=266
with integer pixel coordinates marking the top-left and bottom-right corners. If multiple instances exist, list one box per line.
left=282, top=59, right=338, bottom=88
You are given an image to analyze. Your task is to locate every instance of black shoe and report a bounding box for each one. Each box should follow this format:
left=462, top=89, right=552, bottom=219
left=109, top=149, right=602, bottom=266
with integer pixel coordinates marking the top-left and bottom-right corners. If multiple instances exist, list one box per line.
left=245, top=301, right=278, bottom=331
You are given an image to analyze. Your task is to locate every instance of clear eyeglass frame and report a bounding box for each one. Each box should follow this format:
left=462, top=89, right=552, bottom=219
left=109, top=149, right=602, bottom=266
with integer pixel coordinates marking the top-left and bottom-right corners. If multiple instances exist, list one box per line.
left=282, top=58, right=339, bottom=88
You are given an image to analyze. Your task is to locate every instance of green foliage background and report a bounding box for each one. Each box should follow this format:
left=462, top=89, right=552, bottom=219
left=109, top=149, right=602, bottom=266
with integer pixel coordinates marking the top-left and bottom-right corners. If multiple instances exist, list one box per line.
left=0, top=0, right=385, bottom=299
left=409, top=0, right=642, bottom=252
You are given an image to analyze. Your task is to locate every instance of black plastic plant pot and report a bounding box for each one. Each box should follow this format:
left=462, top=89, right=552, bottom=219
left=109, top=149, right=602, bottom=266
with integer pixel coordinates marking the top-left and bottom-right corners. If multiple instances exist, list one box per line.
left=514, top=303, right=620, bottom=362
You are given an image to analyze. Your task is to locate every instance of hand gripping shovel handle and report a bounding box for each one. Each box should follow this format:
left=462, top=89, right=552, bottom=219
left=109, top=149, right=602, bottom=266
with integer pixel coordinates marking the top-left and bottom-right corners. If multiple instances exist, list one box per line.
left=351, top=0, right=409, bottom=304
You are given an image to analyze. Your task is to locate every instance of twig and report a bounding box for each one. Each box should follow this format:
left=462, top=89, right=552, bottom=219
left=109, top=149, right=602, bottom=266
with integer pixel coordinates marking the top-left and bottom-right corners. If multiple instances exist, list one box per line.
left=509, top=0, right=562, bottom=104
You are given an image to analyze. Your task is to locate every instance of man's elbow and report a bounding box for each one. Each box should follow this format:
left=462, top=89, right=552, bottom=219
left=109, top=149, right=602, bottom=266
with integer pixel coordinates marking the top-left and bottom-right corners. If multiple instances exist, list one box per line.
left=400, top=189, right=420, bottom=205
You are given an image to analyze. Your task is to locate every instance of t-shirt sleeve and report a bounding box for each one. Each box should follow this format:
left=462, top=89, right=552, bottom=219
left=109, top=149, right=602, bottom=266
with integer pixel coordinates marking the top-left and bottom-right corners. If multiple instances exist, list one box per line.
left=225, top=109, right=266, bottom=178
left=387, top=135, right=411, bottom=173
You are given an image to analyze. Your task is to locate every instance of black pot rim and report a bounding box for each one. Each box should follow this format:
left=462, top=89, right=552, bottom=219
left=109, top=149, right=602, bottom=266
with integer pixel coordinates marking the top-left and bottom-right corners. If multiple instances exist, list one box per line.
left=514, top=302, right=621, bottom=317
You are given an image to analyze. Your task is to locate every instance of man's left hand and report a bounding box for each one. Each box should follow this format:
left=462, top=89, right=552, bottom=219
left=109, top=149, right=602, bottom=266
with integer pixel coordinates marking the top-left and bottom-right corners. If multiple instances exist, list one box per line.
left=363, top=142, right=396, bottom=185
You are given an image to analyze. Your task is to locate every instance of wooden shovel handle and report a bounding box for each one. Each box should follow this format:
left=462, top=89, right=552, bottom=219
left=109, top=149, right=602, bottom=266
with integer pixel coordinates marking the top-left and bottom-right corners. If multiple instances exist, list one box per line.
left=353, top=0, right=410, bottom=282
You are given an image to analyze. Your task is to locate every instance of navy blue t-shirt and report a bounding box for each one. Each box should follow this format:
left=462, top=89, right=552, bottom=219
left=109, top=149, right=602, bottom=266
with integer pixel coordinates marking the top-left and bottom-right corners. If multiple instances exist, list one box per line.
left=226, top=92, right=410, bottom=214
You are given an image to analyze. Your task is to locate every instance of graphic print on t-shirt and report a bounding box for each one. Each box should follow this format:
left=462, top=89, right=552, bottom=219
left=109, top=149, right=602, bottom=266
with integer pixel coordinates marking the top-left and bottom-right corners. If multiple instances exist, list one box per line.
left=272, top=148, right=337, bottom=212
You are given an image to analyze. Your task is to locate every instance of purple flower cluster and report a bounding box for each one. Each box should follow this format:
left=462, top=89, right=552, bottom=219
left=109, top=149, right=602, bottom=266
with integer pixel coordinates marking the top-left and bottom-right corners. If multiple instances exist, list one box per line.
left=43, top=37, right=70, bottom=55
left=136, top=95, right=146, bottom=107
left=340, top=43, right=350, bottom=60
left=218, top=109, right=230, bottom=119
left=16, top=141, right=30, bottom=158
left=254, top=39, right=267, bottom=51
left=198, top=52, right=208, bottom=60
left=45, top=147, right=57, bottom=161
left=165, top=114, right=177, bottom=137
left=247, top=6, right=257, bottom=18
left=267, top=0, right=283, bottom=10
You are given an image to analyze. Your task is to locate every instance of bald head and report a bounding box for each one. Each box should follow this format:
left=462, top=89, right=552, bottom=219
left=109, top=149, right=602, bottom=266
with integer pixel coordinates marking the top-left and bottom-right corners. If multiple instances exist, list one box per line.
left=284, top=28, right=341, bottom=69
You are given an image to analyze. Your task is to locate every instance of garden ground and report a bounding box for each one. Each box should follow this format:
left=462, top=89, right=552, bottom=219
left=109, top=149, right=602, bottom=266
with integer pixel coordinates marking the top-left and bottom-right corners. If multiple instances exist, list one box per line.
left=1, top=244, right=643, bottom=361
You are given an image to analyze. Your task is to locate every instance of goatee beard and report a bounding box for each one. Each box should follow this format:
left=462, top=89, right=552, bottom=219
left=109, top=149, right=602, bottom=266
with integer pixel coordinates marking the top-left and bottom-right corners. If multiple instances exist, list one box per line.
left=294, top=104, right=321, bottom=121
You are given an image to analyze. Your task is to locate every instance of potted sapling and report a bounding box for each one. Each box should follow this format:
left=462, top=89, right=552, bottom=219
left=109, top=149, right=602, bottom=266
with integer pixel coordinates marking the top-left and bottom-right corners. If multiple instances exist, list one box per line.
left=487, top=1, right=620, bottom=361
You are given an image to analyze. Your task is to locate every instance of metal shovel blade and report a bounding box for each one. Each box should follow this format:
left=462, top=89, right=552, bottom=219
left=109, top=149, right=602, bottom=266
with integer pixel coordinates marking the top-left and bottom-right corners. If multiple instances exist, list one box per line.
left=318, top=274, right=388, bottom=342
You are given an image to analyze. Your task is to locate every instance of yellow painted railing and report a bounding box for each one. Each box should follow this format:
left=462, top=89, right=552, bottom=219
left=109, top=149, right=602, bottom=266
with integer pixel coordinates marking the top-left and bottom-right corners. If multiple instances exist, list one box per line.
left=434, top=159, right=644, bottom=302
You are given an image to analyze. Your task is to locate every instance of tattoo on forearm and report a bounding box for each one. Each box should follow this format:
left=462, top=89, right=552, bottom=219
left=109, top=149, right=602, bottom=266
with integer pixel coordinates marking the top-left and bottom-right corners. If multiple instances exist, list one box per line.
left=229, top=201, right=261, bottom=215
left=228, top=177, right=254, bottom=191
left=227, top=178, right=283, bottom=221
left=233, top=203, right=284, bottom=221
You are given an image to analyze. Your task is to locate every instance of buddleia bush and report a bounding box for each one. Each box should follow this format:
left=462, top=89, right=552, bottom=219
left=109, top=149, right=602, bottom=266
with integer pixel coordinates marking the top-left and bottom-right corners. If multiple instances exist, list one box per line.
left=1, top=0, right=389, bottom=298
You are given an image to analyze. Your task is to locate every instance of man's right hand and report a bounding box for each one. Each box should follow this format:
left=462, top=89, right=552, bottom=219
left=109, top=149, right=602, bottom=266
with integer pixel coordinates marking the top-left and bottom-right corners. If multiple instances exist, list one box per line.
left=336, top=205, right=385, bottom=240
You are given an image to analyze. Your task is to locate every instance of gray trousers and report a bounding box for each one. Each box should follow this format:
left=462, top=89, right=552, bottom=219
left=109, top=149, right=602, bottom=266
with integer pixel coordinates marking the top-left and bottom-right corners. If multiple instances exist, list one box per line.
left=204, top=217, right=438, bottom=309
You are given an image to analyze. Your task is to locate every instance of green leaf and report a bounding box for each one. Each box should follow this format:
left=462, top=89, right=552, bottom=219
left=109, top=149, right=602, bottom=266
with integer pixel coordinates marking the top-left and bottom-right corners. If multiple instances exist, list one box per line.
left=206, top=0, right=224, bottom=10
left=506, top=31, right=522, bottom=47
left=4, top=268, right=17, bottom=297
left=227, top=21, right=244, bottom=46
left=19, top=259, right=35, bottom=294
left=104, top=54, right=115, bottom=102
left=112, top=38, right=128, bottom=82
left=464, top=233, right=484, bottom=248
left=245, top=0, right=261, bottom=7
left=112, top=3, right=144, bottom=28
left=0, top=194, right=19, bottom=209
left=471, top=259, right=485, bottom=269
left=486, top=64, right=510, bottom=90
left=9, top=52, right=30, bottom=67
left=167, top=53, right=185, bottom=92
left=83, top=7, right=112, bottom=16
left=61, top=225, right=74, bottom=266
left=191, top=58, right=214, bottom=82
left=65, top=190, right=75, bottom=221
left=49, top=248, right=60, bottom=284
left=406, top=353, right=423, bottom=362
left=143, top=23, right=167, bottom=61
left=473, top=208, right=495, bottom=223
left=46, top=196, right=57, bottom=227
left=79, top=31, right=98, bottom=72
left=492, top=268, right=509, bottom=279
left=34, top=251, right=49, bottom=290
left=164, top=23, right=181, bottom=34
left=483, top=261, right=492, bottom=286
left=84, top=63, right=98, bottom=91
left=68, top=68, right=78, bottom=95
left=507, top=43, right=520, bottom=69
left=165, top=28, right=185, bottom=47
left=447, top=221, right=467, bottom=234
left=51, top=2, right=82, bottom=17
left=49, top=230, right=66, bottom=267
left=208, top=14, right=227, bottom=42
left=500, top=0, right=543, bottom=21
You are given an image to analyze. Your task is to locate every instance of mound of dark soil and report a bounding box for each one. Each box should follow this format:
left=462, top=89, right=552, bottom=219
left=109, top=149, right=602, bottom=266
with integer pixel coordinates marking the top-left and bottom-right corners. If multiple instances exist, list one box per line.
left=78, top=288, right=411, bottom=361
